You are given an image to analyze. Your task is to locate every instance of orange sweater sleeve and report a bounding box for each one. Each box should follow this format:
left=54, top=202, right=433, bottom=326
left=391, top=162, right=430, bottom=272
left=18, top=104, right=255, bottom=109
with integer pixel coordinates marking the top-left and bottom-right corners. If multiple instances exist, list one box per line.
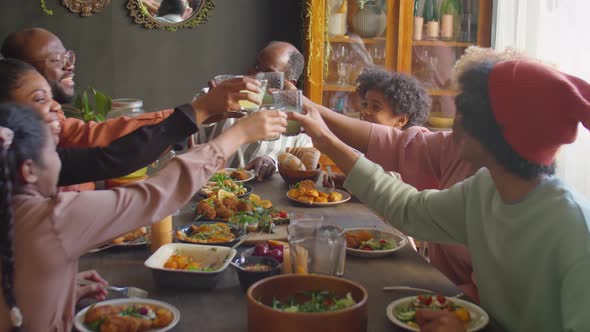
left=57, top=108, right=174, bottom=148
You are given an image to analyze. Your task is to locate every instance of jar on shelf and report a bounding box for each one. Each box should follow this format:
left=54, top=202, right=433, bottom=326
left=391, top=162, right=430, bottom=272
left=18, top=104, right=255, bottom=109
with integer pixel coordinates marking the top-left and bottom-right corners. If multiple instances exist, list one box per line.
left=351, top=0, right=387, bottom=38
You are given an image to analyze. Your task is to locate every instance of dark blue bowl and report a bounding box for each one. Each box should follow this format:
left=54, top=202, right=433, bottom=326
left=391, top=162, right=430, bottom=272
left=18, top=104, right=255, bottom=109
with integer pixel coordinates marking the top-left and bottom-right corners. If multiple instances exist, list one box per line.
left=232, top=256, right=281, bottom=292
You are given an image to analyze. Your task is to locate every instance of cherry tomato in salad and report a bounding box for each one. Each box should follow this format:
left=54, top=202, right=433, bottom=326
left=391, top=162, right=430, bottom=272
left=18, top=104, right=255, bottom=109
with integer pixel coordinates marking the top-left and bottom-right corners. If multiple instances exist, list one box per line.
left=436, top=295, right=447, bottom=304
left=418, top=294, right=432, bottom=305
left=278, top=211, right=288, bottom=218
left=323, top=298, right=334, bottom=307
left=361, top=246, right=373, bottom=251
left=379, top=239, right=387, bottom=244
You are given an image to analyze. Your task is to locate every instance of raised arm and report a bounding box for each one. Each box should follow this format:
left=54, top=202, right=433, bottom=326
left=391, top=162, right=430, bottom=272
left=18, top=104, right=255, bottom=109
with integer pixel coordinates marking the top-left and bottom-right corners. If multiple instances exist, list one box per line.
left=306, top=99, right=372, bottom=153
left=58, top=76, right=264, bottom=148
left=51, top=109, right=288, bottom=258
left=58, top=110, right=173, bottom=148
left=57, top=104, right=197, bottom=186
left=289, top=109, right=468, bottom=244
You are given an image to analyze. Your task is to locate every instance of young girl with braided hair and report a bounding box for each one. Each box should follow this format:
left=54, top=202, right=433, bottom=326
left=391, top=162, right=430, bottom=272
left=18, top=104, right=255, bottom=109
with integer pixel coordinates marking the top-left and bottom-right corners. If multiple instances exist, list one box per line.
left=0, top=103, right=286, bottom=331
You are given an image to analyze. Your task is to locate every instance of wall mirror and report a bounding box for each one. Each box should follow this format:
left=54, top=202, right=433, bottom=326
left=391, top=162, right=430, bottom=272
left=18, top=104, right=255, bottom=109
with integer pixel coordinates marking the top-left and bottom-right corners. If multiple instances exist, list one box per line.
left=128, top=0, right=215, bottom=31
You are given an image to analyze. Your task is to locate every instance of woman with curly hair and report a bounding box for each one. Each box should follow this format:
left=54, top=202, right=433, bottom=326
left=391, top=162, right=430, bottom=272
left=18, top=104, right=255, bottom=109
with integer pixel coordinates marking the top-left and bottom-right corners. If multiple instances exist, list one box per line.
left=357, top=67, right=431, bottom=129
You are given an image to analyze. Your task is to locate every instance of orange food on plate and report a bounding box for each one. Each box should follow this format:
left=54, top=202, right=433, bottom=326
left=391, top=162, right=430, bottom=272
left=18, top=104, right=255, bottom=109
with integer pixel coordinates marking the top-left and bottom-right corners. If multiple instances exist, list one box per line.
left=288, top=181, right=343, bottom=204
left=84, top=303, right=173, bottom=331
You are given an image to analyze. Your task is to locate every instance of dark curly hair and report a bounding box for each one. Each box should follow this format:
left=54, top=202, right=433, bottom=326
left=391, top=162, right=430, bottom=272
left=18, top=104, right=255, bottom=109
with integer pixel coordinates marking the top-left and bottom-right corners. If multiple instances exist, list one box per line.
left=456, top=61, right=555, bottom=180
left=356, top=67, right=431, bottom=129
left=0, top=103, right=47, bottom=331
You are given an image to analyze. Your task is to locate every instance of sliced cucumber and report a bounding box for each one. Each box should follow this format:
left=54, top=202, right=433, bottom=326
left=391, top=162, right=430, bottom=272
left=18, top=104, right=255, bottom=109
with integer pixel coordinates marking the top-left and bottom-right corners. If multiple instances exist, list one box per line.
left=396, top=309, right=416, bottom=321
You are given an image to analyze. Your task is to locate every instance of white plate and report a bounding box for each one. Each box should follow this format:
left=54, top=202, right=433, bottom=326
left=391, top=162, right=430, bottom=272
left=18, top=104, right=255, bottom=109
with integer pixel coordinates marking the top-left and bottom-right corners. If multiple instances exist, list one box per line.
left=345, top=228, right=407, bottom=258
left=221, top=168, right=255, bottom=183
left=89, top=234, right=150, bottom=253
left=286, top=188, right=351, bottom=207
left=74, top=298, right=180, bottom=332
left=386, top=296, right=489, bottom=332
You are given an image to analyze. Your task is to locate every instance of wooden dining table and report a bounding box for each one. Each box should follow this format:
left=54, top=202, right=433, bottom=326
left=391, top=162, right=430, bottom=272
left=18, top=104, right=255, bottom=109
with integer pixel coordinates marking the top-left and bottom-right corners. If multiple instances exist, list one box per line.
left=79, top=173, right=506, bottom=332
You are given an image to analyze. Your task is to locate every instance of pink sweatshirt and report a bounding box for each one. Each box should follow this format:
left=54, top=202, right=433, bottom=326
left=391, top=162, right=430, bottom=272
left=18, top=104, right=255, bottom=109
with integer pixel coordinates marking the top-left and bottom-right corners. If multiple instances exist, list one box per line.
left=0, top=142, right=228, bottom=332
left=366, top=124, right=479, bottom=301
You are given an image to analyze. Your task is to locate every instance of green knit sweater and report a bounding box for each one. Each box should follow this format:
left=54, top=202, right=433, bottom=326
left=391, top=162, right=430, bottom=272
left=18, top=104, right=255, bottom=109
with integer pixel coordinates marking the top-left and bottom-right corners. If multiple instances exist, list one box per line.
left=345, top=157, right=590, bottom=331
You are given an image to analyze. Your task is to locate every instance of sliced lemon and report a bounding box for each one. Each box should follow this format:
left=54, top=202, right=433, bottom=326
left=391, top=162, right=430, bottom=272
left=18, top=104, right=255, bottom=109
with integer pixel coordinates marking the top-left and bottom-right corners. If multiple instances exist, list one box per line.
left=217, top=189, right=236, bottom=200
left=118, top=167, right=148, bottom=180
left=259, top=200, right=273, bottom=209
left=249, top=194, right=261, bottom=204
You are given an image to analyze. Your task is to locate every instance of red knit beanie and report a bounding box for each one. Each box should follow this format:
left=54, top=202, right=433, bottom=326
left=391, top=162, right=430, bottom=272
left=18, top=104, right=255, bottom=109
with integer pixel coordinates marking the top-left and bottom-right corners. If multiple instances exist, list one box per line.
left=488, top=60, right=590, bottom=166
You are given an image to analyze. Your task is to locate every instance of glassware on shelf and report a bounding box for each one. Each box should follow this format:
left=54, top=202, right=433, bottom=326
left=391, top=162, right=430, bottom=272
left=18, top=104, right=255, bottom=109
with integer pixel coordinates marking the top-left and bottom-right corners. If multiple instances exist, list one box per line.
left=331, top=44, right=348, bottom=63
left=460, top=0, right=472, bottom=42
left=371, top=45, right=386, bottom=65
left=337, top=62, right=353, bottom=85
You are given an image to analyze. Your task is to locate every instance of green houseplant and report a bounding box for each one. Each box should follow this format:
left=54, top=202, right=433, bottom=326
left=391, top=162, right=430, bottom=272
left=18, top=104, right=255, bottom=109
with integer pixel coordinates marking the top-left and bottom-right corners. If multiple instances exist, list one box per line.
left=62, top=87, right=112, bottom=122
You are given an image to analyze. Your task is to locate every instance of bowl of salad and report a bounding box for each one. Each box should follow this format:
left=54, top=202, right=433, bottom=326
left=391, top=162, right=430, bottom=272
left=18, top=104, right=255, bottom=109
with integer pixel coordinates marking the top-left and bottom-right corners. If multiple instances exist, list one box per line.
left=344, top=228, right=407, bottom=258
left=247, top=274, right=368, bottom=332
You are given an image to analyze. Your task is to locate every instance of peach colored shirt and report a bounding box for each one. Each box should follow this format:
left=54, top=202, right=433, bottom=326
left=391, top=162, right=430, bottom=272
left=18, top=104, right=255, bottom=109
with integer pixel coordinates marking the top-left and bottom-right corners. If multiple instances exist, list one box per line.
left=366, top=124, right=479, bottom=300
left=58, top=109, right=174, bottom=148
left=0, top=142, right=228, bottom=332
left=56, top=109, right=174, bottom=191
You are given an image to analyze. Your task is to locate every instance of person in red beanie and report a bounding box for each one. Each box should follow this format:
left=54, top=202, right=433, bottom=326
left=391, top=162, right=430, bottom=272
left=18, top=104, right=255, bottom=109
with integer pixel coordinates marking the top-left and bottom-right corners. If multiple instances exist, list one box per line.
left=291, top=59, right=590, bottom=331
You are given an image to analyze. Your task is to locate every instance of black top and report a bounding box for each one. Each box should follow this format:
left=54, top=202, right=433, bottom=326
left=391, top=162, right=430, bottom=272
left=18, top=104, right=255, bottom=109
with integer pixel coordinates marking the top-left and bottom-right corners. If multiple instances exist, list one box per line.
left=57, top=104, right=197, bottom=186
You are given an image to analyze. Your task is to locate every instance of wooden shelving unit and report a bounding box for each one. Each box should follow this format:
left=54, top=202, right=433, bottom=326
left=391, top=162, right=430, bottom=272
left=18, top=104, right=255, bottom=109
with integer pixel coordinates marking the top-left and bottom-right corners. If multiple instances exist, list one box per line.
left=323, top=84, right=356, bottom=92
left=328, top=36, right=386, bottom=45
left=413, top=40, right=476, bottom=47
left=304, top=0, right=492, bottom=119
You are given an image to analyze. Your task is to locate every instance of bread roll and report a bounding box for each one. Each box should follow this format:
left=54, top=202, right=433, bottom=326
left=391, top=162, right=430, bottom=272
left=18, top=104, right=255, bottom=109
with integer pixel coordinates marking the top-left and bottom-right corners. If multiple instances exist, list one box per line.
left=280, top=153, right=306, bottom=171
left=298, top=148, right=320, bottom=170
left=277, top=152, right=291, bottom=164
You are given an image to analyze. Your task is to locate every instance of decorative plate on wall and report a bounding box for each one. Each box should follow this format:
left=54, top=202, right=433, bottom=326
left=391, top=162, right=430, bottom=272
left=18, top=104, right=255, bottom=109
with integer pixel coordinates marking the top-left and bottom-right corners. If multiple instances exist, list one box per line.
left=128, top=0, right=215, bottom=31
left=62, top=0, right=112, bottom=17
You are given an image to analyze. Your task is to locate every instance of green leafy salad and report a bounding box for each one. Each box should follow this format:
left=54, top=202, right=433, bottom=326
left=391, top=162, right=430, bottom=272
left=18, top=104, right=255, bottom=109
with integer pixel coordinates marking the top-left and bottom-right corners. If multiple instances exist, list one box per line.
left=358, top=238, right=396, bottom=251
left=270, top=291, right=356, bottom=313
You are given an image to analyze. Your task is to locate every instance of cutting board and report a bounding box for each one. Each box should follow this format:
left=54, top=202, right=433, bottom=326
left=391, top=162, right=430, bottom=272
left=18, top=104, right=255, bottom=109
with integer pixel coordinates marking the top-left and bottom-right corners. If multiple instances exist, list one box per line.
left=243, top=225, right=288, bottom=245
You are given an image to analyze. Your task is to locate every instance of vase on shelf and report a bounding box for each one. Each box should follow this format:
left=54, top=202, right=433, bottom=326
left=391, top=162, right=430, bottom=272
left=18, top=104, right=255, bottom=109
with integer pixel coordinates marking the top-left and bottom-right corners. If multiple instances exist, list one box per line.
left=351, top=0, right=386, bottom=38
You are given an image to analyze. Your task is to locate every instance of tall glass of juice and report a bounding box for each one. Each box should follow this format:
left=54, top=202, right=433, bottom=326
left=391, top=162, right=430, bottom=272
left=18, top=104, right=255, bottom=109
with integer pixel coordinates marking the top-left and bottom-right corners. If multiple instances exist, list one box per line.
left=272, top=90, right=302, bottom=136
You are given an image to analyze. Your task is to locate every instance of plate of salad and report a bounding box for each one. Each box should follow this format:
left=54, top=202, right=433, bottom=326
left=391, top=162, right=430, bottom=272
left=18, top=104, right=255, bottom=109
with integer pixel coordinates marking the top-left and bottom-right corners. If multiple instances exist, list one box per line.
left=212, top=168, right=255, bottom=183
left=344, top=228, right=407, bottom=258
left=386, top=294, right=489, bottom=332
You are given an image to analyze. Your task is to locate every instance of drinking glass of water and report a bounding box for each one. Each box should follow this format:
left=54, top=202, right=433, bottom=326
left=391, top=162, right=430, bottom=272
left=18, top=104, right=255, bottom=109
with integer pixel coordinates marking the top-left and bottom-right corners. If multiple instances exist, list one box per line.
left=272, top=90, right=302, bottom=137
left=256, top=72, right=284, bottom=106
left=288, top=218, right=346, bottom=277
left=239, top=77, right=267, bottom=112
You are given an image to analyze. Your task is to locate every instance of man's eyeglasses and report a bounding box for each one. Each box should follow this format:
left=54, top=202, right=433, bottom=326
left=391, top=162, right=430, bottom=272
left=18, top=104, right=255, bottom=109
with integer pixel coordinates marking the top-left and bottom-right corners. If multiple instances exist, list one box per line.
left=29, top=50, right=76, bottom=67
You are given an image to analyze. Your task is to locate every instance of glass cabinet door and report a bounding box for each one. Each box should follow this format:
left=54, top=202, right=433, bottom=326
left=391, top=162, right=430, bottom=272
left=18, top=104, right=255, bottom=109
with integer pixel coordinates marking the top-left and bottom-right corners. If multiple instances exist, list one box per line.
left=305, top=0, right=396, bottom=118
left=398, top=0, right=492, bottom=130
